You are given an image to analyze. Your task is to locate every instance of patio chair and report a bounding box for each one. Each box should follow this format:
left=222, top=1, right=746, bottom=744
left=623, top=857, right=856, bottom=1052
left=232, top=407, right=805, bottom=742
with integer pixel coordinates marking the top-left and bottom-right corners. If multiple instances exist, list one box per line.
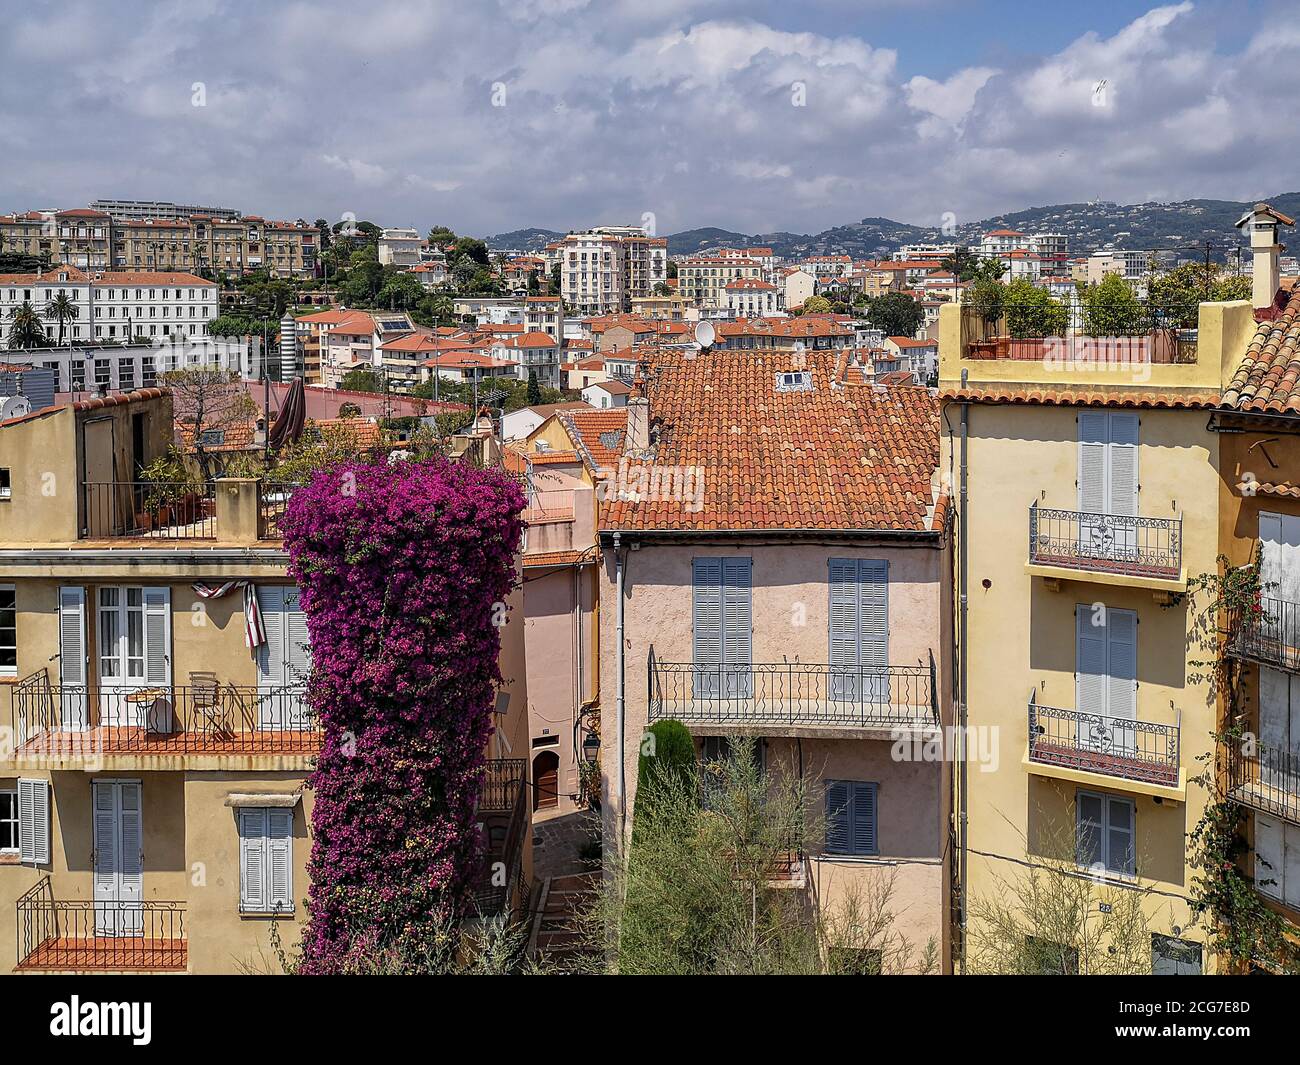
left=189, top=671, right=229, bottom=737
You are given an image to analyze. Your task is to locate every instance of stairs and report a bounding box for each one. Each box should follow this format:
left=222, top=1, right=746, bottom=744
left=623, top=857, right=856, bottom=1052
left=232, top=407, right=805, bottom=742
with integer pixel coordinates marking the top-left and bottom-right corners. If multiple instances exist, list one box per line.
left=529, top=871, right=600, bottom=969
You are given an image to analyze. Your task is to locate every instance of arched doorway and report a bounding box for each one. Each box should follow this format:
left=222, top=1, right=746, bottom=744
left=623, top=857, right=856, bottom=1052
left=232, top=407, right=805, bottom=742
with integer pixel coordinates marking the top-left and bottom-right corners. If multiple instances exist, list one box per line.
left=533, top=750, right=559, bottom=811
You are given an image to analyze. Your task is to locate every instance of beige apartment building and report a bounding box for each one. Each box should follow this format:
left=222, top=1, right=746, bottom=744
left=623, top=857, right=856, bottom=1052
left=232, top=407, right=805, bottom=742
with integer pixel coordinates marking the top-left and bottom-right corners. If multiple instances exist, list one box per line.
left=597, top=350, right=954, bottom=970
left=0, top=391, right=531, bottom=973
left=558, top=227, right=667, bottom=316
left=676, top=255, right=762, bottom=308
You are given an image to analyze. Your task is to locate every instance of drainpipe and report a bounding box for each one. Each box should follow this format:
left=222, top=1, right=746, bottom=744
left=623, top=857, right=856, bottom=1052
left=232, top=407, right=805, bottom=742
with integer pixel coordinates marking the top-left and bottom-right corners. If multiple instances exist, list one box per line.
left=613, top=532, right=627, bottom=850
left=958, top=385, right=970, bottom=975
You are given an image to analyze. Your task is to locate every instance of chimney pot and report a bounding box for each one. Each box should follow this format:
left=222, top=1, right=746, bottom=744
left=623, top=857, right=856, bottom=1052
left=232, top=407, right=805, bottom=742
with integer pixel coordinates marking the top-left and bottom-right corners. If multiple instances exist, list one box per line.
left=626, top=396, right=649, bottom=453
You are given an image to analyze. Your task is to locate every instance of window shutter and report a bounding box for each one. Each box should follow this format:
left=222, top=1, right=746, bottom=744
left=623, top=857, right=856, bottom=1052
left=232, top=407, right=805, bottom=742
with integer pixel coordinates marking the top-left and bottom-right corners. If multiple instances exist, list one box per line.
left=722, top=558, right=752, bottom=698
left=1256, top=814, right=1283, bottom=901
left=239, top=807, right=268, bottom=912
left=692, top=560, right=722, bottom=699
left=1259, top=511, right=1284, bottom=599
left=826, top=780, right=850, bottom=855
left=1106, top=796, right=1135, bottom=876
left=1105, top=608, right=1138, bottom=721
left=18, top=778, right=49, bottom=866
left=851, top=781, right=878, bottom=855
left=829, top=559, right=859, bottom=700
left=1076, top=607, right=1108, bottom=719
left=1286, top=823, right=1300, bottom=911
left=257, top=585, right=286, bottom=690
left=143, top=587, right=171, bottom=686
left=1076, top=790, right=1104, bottom=869
left=93, top=783, right=117, bottom=902
left=858, top=561, right=889, bottom=703
left=58, top=587, right=87, bottom=685
left=284, top=588, right=311, bottom=687
left=1260, top=667, right=1288, bottom=755
left=1078, top=411, right=1108, bottom=515
left=1107, top=413, right=1139, bottom=517
left=267, top=809, right=293, bottom=911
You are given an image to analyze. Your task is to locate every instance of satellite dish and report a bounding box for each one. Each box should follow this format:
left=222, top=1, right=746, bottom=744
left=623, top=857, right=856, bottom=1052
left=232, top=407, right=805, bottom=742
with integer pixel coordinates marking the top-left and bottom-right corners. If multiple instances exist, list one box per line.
left=0, top=395, right=31, bottom=420
left=693, top=320, right=716, bottom=349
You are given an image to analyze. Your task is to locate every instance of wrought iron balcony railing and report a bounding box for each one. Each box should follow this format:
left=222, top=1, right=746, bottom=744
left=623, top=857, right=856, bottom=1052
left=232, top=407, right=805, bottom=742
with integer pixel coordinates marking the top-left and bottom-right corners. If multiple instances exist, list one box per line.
left=11, top=670, right=318, bottom=758
left=16, top=878, right=187, bottom=971
left=471, top=759, right=529, bottom=916
left=1028, top=503, right=1182, bottom=581
left=82, top=480, right=217, bottom=540
left=648, top=650, right=938, bottom=729
left=1224, top=737, right=1300, bottom=825
left=1230, top=595, right=1300, bottom=674
left=1027, top=697, right=1180, bottom=786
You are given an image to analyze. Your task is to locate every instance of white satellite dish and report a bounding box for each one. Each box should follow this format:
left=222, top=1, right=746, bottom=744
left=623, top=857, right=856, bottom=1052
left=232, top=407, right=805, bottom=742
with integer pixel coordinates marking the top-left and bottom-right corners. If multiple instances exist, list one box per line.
left=0, top=395, right=31, bottom=420
left=693, top=320, right=716, bottom=349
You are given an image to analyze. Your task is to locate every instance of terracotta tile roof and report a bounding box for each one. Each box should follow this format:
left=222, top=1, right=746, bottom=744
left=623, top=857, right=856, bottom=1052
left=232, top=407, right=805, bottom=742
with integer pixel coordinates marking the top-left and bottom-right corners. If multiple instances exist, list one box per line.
left=523, top=549, right=595, bottom=568
left=0, top=265, right=90, bottom=285
left=94, top=271, right=215, bottom=286
left=940, top=384, right=1221, bottom=410
left=0, top=387, right=169, bottom=429
left=601, top=349, right=941, bottom=532
left=1222, top=285, right=1300, bottom=415
left=560, top=408, right=627, bottom=472
left=527, top=449, right=581, bottom=466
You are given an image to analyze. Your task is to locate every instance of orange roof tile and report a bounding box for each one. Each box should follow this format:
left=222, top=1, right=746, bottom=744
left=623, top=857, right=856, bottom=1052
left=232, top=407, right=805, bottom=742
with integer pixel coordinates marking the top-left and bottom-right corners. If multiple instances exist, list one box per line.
left=599, top=349, right=940, bottom=533
left=560, top=408, right=628, bottom=472
left=1222, top=284, right=1300, bottom=415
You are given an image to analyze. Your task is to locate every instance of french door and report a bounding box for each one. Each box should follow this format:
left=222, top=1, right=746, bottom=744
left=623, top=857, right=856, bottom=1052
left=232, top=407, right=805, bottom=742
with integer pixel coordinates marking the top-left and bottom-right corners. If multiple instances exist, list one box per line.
left=93, top=780, right=143, bottom=936
left=256, top=586, right=311, bottom=729
left=1076, top=605, right=1138, bottom=756
left=1078, top=411, right=1139, bottom=559
left=97, top=587, right=171, bottom=729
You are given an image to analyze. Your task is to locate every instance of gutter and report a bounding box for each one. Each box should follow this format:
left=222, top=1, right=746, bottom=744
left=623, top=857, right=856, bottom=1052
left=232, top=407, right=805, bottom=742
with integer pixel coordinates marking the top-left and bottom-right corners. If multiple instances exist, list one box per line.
left=613, top=531, right=627, bottom=852
left=958, top=383, right=970, bottom=976
left=597, top=527, right=941, bottom=543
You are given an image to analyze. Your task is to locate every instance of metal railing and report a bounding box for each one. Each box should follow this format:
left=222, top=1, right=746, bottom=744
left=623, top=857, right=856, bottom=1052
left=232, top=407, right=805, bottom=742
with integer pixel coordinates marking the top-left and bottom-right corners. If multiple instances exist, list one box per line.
left=260, top=478, right=305, bottom=539
left=648, top=649, right=938, bottom=728
left=82, top=480, right=216, bottom=540
left=522, top=489, right=576, bottom=524
left=1230, top=595, right=1300, bottom=674
left=961, top=300, right=1199, bottom=364
left=16, top=878, right=187, bottom=971
left=1029, top=503, right=1181, bottom=580
left=12, top=674, right=318, bottom=756
left=471, top=760, right=529, bottom=916
left=1224, top=738, right=1300, bottom=824
left=1028, top=697, right=1180, bottom=786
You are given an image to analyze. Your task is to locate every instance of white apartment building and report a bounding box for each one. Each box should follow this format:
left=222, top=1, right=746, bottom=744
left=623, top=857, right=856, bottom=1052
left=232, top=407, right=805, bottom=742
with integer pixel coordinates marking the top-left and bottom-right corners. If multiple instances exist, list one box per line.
left=1030, top=232, right=1069, bottom=258
left=799, top=255, right=853, bottom=279
left=979, top=228, right=1033, bottom=258
left=0, top=267, right=218, bottom=347
left=558, top=226, right=667, bottom=316
left=378, top=227, right=423, bottom=269
left=504, top=330, right=563, bottom=389
left=7, top=337, right=256, bottom=394
left=678, top=256, right=762, bottom=308
left=724, top=277, right=782, bottom=317
left=524, top=295, right=563, bottom=341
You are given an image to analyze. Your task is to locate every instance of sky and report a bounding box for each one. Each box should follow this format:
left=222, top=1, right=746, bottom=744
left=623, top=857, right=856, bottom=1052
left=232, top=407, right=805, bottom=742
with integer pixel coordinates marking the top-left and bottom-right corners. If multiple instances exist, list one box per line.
left=0, top=0, right=1292, bottom=238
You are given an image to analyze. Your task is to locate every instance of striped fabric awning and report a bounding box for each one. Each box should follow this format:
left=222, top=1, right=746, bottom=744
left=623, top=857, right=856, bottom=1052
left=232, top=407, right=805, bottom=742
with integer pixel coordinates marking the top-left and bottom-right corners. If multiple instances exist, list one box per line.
left=192, top=581, right=267, bottom=648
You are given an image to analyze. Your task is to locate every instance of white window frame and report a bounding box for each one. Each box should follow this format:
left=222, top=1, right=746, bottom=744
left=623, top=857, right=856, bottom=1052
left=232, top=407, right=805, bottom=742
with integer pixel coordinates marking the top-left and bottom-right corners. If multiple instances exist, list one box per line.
left=1076, top=789, right=1135, bottom=877
left=0, top=788, right=18, bottom=854
left=238, top=806, right=294, bottom=914
left=0, top=583, right=15, bottom=677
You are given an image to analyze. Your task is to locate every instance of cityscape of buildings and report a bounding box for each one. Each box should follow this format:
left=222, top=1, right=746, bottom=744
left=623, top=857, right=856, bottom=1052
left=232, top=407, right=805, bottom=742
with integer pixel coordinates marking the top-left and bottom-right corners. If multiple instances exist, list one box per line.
left=0, top=180, right=1296, bottom=991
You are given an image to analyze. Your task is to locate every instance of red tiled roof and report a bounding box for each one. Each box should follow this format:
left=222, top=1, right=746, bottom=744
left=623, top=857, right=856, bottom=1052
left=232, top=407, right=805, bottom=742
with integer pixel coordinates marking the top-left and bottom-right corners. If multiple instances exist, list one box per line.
left=560, top=408, right=627, bottom=472
left=523, top=549, right=595, bottom=568
left=600, top=349, right=941, bottom=532
left=1222, top=285, right=1300, bottom=415
left=940, top=385, right=1222, bottom=410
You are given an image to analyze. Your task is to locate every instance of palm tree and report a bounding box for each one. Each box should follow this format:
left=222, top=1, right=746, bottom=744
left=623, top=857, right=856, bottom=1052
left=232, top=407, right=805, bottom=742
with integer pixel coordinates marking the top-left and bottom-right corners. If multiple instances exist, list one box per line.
left=7, top=300, right=47, bottom=349
left=44, top=291, right=79, bottom=346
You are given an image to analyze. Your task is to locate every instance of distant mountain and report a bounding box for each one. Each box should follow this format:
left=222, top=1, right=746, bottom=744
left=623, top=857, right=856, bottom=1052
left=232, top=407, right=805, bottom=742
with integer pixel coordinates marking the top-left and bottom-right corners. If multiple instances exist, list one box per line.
left=484, top=227, right=565, bottom=252
left=491, top=194, right=1300, bottom=262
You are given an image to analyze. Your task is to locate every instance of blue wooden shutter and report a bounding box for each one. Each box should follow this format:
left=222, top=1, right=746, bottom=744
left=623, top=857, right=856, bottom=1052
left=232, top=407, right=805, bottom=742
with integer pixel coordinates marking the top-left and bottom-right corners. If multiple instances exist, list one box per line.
left=1076, top=790, right=1105, bottom=869
left=826, top=780, right=850, bottom=854
left=692, top=559, right=723, bottom=699
left=858, top=561, right=889, bottom=703
left=828, top=559, right=859, bottom=701
left=851, top=781, right=878, bottom=855
left=722, top=558, right=752, bottom=698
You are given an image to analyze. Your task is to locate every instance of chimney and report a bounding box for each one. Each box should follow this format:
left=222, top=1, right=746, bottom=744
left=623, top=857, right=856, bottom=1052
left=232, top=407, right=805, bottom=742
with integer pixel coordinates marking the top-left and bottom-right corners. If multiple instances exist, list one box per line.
left=1236, top=203, right=1295, bottom=310
left=626, top=396, right=649, bottom=453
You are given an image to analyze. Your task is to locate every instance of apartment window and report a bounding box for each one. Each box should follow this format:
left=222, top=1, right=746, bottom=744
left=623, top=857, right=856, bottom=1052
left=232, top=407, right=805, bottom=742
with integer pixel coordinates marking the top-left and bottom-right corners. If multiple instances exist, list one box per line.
left=1254, top=813, right=1300, bottom=909
left=829, top=559, right=889, bottom=701
left=0, top=468, right=9, bottom=500
left=1151, top=934, right=1202, bottom=975
left=775, top=370, right=812, bottom=392
left=1076, top=790, right=1135, bottom=876
left=692, top=557, right=752, bottom=699
left=826, top=780, right=877, bottom=856
left=0, top=585, right=14, bottom=676
left=238, top=807, right=294, bottom=913
left=0, top=789, right=17, bottom=854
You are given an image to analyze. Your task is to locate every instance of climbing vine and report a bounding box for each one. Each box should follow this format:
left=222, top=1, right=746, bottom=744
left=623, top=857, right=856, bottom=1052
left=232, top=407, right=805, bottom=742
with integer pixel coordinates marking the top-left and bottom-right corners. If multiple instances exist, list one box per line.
left=1185, top=554, right=1298, bottom=973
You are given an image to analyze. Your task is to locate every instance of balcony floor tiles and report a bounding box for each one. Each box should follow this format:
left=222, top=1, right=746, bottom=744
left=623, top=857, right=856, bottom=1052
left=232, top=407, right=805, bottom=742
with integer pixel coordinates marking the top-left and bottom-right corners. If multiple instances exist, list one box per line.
left=18, top=936, right=187, bottom=972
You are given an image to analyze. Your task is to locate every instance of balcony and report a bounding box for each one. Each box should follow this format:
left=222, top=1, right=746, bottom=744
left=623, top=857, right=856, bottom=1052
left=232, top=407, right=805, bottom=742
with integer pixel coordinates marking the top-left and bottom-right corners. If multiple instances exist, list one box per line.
left=1225, top=739, right=1300, bottom=825
left=17, top=879, right=186, bottom=971
left=1229, top=596, right=1300, bottom=674
left=1028, top=503, right=1183, bottom=587
left=1027, top=697, right=1181, bottom=790
left=960, top=302, right=1198, bottom=365
left=82, top=480, right=217, bottom=540
left=470, top=758, right=529, bottom=916
left=648, top=650, right=938, bottom=733
left=10, top=671, right=319, bottom=769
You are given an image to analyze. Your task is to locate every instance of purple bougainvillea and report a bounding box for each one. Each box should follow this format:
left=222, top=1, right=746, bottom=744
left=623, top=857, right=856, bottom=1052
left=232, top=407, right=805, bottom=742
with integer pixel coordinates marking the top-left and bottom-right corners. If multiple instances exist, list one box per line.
left=281, top=454, right=525, bottom=974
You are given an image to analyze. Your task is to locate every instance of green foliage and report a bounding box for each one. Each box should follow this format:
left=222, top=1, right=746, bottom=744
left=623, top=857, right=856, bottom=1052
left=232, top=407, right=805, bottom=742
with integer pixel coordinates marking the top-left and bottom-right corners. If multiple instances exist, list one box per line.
left=1148, top=263, right=1251, bottom=328
left=865, top=291, right=923, bottom=337
left=635, top=720, right=697, bottom=804
left=526, top=370, right=542, bottom=406
left=939, top=248, right=1006, bottom=284
left=6, top=300, right=46, bottom=348
left=1081, top=273, right=1144, bottom=336
left=339, top=368, right=384, bottom=394
left=801, top=295, right=832, bottom=314
left=207, top=313, right=279, bottom=337
left=967, top=278, right=1004, bottom=324
left=1003, top=278, right=1068, bottom=338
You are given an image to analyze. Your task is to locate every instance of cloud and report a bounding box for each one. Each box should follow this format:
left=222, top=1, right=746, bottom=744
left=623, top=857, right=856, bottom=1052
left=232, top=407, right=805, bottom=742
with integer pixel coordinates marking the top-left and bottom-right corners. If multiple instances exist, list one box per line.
left=0, top=1, right=1295, bottom=237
